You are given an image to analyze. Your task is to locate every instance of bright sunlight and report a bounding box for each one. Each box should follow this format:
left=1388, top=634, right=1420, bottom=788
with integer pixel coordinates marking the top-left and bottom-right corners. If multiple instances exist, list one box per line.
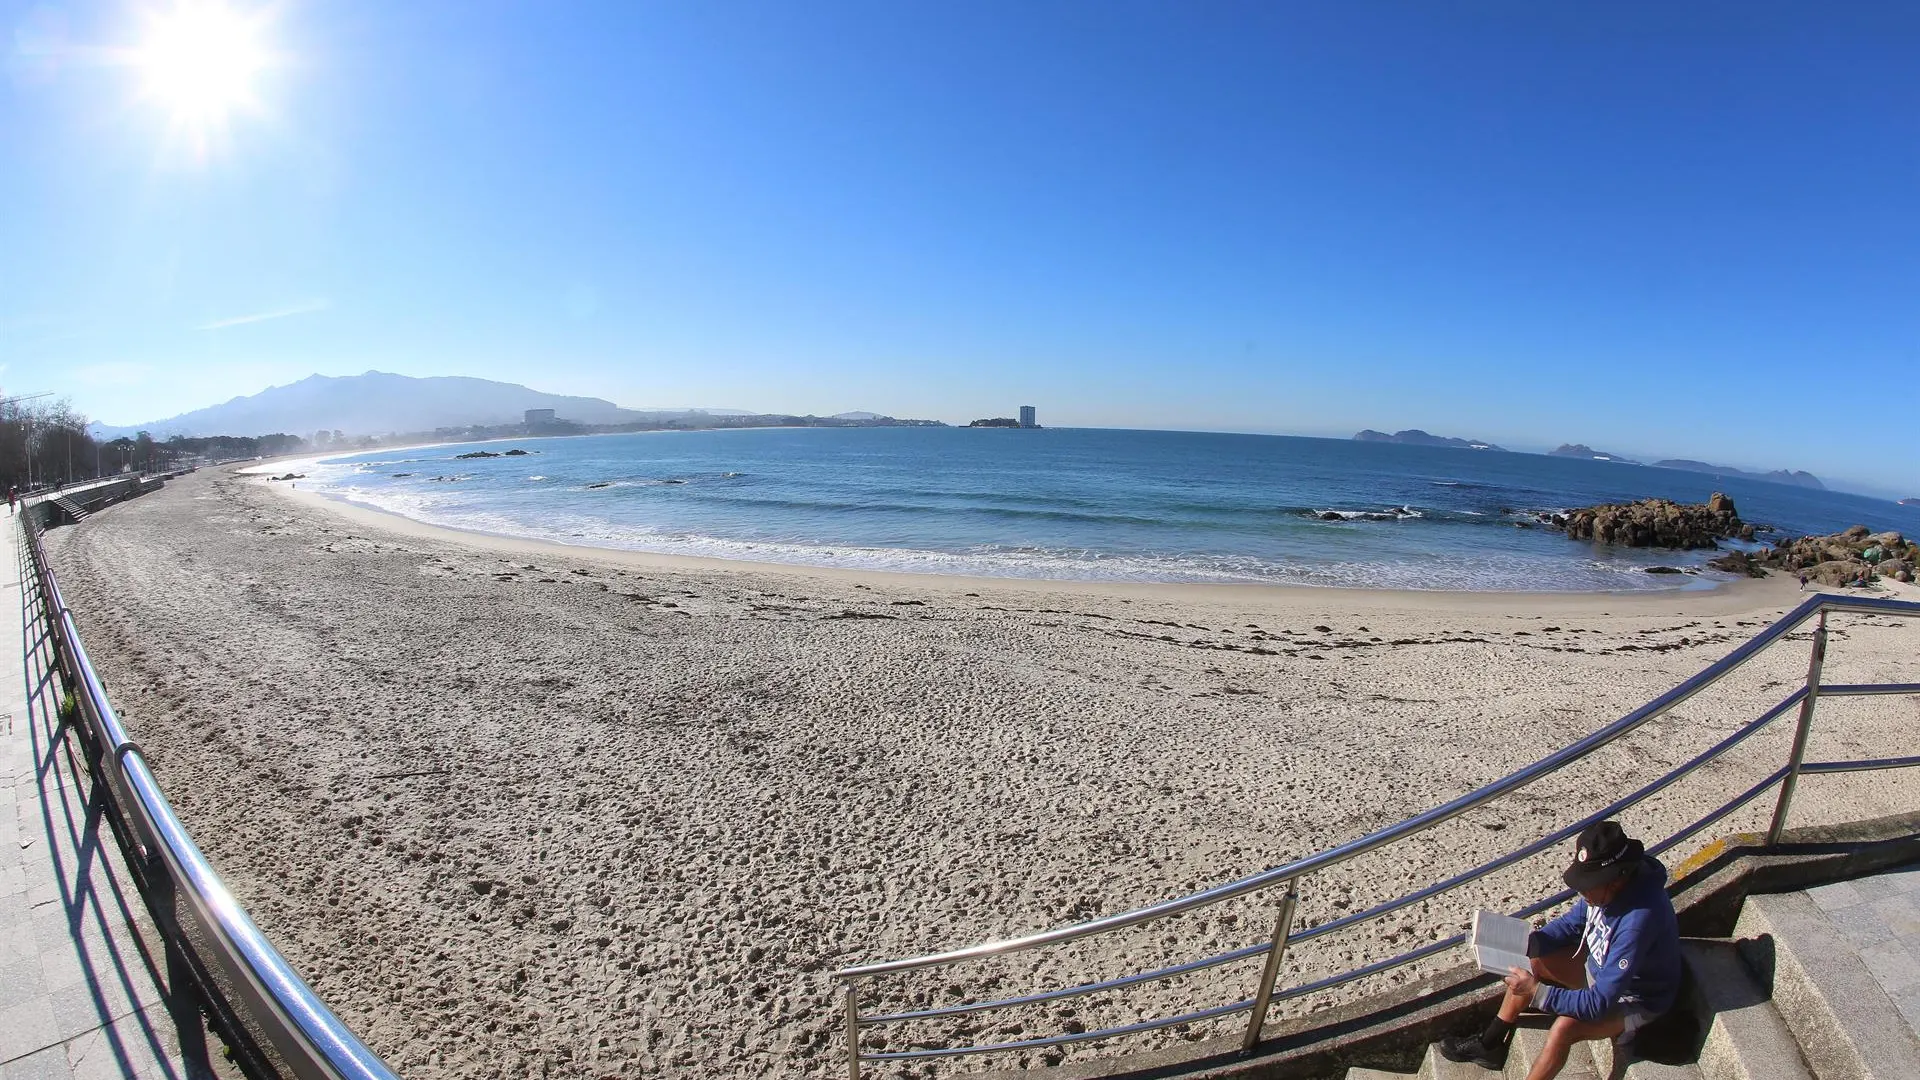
left=133, top=1, right=273, bottom=146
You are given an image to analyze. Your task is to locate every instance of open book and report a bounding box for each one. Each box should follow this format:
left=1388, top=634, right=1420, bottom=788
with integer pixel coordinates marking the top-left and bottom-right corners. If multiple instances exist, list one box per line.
left=1468, top=910, right=1532, bottom=976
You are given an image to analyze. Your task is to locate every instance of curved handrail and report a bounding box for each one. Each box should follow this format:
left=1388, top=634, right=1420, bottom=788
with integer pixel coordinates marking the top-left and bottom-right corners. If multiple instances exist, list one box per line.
left=833, top=592, right=1920, bottom=1075
left=839, top=593, right=1913, bottom=980
left=21, top=508, right=400, bottom=1080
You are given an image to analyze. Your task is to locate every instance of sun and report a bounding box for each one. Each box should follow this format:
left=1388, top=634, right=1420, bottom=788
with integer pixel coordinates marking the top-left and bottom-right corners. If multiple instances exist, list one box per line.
left=133, top=2, right=272, bottom=137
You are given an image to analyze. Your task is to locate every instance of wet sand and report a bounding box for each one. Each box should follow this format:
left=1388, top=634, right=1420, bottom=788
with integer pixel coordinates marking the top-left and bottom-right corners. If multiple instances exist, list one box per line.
left=42, top=468, right=1920, bottom=1077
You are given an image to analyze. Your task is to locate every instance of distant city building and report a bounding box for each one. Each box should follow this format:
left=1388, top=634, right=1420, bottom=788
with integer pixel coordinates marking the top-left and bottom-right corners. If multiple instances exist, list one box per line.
left=525, top=408, right=557, bottom=426
left=1019, top=405, right=1037, bottom=429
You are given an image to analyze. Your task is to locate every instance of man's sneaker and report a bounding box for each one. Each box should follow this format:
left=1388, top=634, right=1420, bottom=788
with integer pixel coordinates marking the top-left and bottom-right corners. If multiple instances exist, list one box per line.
left=1438, top=1033, right=1506, bottom=1071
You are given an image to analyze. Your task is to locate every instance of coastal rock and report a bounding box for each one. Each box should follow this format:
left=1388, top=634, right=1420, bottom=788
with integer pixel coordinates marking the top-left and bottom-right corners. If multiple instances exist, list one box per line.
left=1551, top=493, right=1742, bottom=550
left=1740, top=525, right=1920, bottom=586
left=457, top=450, right=502, bottom=459
left=1800, top=560, right=1863, bottom=587
left=1707, top=551, right=1769, bottom=578
left=504, top=449, right=531, bottom=456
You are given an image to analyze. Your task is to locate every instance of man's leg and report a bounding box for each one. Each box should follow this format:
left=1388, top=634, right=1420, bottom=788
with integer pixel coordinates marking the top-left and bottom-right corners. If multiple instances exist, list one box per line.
left=1444, top=949, right=1586, bottom=1068
left=1496, top=951, right=1586, bottom=1023
left=1527, top=1014, right=1624, bottom=1080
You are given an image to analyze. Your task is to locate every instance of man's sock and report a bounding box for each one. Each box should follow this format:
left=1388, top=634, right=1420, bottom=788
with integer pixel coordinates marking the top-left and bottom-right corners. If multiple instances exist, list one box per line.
left=1480, top=1016, right=1515, bottom=1051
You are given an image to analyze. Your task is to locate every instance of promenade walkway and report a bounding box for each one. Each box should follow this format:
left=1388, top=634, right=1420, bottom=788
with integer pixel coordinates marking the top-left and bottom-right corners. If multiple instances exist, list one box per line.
left=2, top=514, right=222, bottom=1079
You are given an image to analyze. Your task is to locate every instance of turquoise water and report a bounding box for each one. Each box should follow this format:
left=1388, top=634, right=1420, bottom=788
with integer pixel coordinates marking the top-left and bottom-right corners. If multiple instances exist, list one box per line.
left=299, top=428, right=1917, bottom=591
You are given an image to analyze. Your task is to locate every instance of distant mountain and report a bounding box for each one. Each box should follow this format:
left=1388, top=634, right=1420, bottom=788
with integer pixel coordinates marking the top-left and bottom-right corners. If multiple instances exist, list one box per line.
left=1353, top=429, right=1504, bottom=451
left=832, top=411, right=883, bottom=421
left=90, top=371, right=655, bottom=439
left=1549, top=443, right=1640, bottom=464
left=1652, top=459, right=1825, bottom=490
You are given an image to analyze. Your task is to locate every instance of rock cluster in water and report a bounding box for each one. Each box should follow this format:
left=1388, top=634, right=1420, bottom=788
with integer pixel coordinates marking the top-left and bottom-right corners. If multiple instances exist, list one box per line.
left=1711, top=525, right=1915, bottom=585
left=1546, top=492, right=1750, bottom=550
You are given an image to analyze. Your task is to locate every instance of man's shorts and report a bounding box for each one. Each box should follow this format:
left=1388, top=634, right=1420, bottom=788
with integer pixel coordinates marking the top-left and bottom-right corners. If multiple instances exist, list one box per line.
left=1619, top=1004, right=1664, bottom=1039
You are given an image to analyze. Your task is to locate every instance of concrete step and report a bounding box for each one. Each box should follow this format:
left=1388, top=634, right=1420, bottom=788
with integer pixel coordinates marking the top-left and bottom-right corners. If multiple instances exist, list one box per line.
left=1735, top=891, right=1920, bottom=1080
left=1680, top=938, right=1814, bottom=1080
left=1426, top=1040, right=1502, bottom=1080
left=1590, top=1034, right=1703, bottom=1080
left=1345, top=1069, right=1416, bottom=1080
left=1509, top=1021, right=1603, bottom=1080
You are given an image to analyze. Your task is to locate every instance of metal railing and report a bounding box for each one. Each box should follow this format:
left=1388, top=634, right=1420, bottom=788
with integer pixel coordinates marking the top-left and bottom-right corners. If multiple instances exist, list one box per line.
left=832, top=594, right=1920, bottom=1076
left=21, top=506, right=400, bottom=1080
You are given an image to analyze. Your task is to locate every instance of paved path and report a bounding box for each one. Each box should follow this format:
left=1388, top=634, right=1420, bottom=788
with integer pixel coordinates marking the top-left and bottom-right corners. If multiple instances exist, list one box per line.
left=1, top=515, right=221, bottom=1080
left=1804, top=861, right=1920, bottom=1038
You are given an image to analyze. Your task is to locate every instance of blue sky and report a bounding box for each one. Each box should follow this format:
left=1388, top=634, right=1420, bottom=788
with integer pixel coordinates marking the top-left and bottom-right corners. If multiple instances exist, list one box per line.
left=4, top=2, right=1916, bottom=492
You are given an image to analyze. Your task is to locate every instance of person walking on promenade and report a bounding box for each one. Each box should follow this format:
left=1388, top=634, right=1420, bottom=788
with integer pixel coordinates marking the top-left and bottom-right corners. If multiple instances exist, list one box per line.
left=7, top=485, right=15, bottom=514
left=1440, top=821, right=1682, bottom=1077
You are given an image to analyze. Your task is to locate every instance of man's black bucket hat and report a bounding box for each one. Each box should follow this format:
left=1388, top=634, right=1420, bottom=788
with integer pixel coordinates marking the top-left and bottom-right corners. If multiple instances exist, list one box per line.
left=1563, top=820, right=1644, bottom=893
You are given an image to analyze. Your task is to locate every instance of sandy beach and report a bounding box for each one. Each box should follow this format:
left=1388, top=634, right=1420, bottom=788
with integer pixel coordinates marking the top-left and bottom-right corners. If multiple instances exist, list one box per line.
left=43, top=468, right=1920, bottom=1078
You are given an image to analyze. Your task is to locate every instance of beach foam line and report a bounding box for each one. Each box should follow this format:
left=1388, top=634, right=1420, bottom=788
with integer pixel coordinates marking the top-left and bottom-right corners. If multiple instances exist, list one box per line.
left=291, top=481, right=1725, bottom=593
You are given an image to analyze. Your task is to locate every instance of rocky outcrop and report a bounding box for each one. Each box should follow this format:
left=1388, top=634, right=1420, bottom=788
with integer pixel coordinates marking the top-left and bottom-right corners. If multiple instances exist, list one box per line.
left=456, top=450, right=501, bottom=459
left=1745, top=527, right=1917, bottom=585
left=1550, top=493, right=1745, bottom=550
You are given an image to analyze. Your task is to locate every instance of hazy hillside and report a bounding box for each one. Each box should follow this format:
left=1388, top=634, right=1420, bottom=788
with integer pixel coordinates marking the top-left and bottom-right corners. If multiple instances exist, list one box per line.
left=1652, top=459, right=1825, bottom=490
left=90, top=371, right=650, bottom=439
left=1352, top=428, right=1504, bottom=451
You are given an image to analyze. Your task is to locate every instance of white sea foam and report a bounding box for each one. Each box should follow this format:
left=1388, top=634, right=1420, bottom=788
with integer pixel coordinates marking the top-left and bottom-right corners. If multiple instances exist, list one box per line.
left=1307, top=505, right=1425, bottom=522
left=301, top=480, right=1702, bottom=591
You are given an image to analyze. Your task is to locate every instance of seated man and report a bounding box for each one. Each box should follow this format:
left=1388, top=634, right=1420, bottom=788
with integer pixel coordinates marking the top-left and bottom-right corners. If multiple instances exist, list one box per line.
left=1441, top=820, right=1682, bottom=1078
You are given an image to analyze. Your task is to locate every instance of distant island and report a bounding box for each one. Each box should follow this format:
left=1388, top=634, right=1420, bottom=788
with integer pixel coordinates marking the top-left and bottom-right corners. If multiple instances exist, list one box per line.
left=967, top=418, right=1023, bottom=428
left=1353, top=429, right=1504, bottom=451
left=1651, top=459, right=1824, bottom=490
left=1549, top=444, right=1640, bottom=464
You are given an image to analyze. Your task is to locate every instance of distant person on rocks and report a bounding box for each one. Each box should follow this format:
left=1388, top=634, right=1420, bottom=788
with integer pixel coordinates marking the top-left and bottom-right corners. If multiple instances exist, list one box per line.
left=1440, top=821, right=1682, bottom=1078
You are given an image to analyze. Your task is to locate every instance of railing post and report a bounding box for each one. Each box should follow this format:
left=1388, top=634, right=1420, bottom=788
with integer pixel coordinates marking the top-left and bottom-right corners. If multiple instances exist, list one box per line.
left=1241, top=876, right=1300, bottom=1052
left=1767, top=610, right=1828, bottom=845
left=843, top=980, right=862, bottom=1080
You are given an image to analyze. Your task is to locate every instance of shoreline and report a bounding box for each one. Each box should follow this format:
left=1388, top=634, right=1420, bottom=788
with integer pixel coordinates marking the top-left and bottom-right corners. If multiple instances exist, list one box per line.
left=46, top=469, right=1920, bottom=1078
left=248, top=466, right=1803, bottom=618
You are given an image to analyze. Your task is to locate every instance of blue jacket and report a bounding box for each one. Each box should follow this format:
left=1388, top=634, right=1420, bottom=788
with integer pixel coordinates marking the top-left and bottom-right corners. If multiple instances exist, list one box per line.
left=1524, top=856, right=1682, bottom=1022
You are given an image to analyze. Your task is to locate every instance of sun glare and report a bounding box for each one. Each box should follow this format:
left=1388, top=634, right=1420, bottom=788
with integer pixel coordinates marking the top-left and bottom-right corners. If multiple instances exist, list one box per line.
left=134, top=2, right=272, bottom=144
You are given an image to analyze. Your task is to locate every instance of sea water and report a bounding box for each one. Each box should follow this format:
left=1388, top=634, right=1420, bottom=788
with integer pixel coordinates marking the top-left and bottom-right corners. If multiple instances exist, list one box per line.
left=292, top=428, right=1918, bottom=592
